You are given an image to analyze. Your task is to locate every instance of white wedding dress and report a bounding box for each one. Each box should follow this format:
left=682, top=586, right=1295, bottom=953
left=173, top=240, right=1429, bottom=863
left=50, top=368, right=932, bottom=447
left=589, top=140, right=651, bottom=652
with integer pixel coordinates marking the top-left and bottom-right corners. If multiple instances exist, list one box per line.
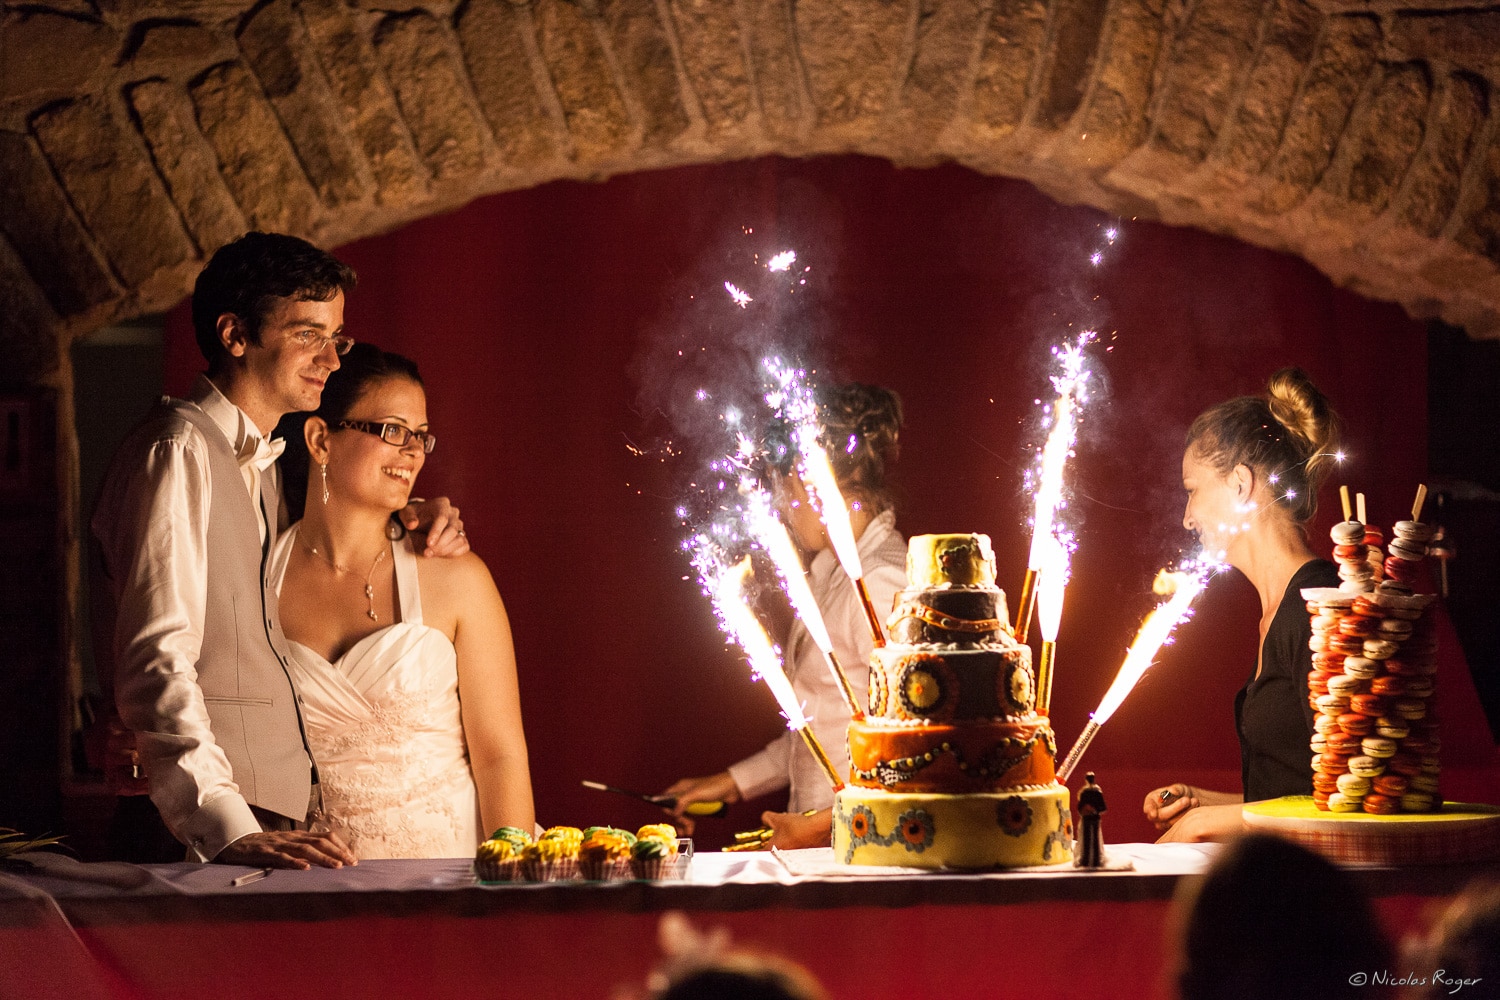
left=269, top=524, right=482, bottom=858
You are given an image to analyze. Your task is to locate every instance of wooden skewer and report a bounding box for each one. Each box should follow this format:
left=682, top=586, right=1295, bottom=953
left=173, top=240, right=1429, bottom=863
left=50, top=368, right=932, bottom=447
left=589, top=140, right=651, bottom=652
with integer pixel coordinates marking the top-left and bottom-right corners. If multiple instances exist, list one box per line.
left=1412, top=483, right=1427, bottom=522
left=1339, top=484, right=1352, bottom=522
left=1356, top=492, right=1366, bottom=526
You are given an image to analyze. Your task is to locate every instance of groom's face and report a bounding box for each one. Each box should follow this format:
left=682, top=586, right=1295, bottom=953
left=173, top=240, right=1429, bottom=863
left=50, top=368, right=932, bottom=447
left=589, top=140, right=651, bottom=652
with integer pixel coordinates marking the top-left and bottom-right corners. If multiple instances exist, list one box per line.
left=240, top=291, right=346, bottom=418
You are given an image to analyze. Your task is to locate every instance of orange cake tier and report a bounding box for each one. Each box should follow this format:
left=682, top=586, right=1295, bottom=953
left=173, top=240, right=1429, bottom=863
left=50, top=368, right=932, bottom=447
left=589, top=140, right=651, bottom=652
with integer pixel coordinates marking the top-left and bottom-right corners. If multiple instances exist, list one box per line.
left=868, top=645, right=1034, bottom=722
left=1242, top=796, right=1500, bottom=865
left=847, top=717, right=1057, bottom=793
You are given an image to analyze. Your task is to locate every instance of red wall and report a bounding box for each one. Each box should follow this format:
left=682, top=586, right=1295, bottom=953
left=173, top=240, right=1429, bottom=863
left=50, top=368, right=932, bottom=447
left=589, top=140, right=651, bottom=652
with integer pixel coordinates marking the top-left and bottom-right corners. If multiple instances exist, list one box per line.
left=165, top=155, right=1496, bottom=846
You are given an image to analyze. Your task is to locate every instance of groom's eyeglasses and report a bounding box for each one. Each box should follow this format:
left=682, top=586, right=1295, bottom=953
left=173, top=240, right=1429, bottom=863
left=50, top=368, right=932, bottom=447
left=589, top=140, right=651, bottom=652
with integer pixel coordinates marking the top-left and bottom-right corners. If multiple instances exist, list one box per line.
left=336, top=420, right=437, bottom=453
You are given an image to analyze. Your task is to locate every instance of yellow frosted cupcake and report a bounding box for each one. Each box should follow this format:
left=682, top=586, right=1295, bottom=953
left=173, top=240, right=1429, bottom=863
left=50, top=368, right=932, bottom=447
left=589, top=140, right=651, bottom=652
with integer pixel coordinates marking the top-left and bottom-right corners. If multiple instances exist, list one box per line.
left=521, top=837, right=579, bottom=881
left=636, top=823, right=677, bottom=844
left=474, top=838, right=519, bottom=883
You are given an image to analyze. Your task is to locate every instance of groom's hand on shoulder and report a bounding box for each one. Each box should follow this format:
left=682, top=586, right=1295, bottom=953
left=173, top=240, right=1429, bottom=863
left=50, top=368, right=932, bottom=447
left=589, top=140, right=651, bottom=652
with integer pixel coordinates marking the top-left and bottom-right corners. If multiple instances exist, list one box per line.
left=217, top=830, right=359, bottom=869
left=399, top=497, right=469, bottom=558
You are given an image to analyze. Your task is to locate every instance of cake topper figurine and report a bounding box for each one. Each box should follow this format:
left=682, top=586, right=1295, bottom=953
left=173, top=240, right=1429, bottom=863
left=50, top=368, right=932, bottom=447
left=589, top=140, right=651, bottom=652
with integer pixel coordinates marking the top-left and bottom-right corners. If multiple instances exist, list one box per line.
left=1075, top=772, right=1106, bottom=868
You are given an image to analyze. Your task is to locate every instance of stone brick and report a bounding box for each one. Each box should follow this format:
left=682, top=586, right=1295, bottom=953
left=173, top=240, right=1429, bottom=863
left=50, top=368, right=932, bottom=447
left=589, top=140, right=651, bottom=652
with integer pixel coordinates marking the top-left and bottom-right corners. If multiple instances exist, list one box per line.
left=1259, top=14, right=1380, bottom=213
left=1147, top=0, right=1262, bottom=161
left=190, top=61, right=322, bottom=234
left=1453, top=126, right=1500, bottom=265
left=1073, top=0, right=1168, bottom=164
left=795, top=0, right=909, bottom=137
left=301, top=0, right=429, bottom=206
left=897, top=0, right=987, bottom=143
left=1035, top=0, right=1109, bottom=130
left=0, top=232, right=61, bottom=386
left=456, top=0, right=562, bottom=168
left=667, top=0, right=754, bottom=136
left=1213, top=0, right=1320, bottom=177
left=1388, top=10, right=1500, bottom=71
left=1394, top=72, right=1485, bottom=238
left=532, top=0, right=634, bottom=162
left=239, top=0, right=370, bottom=207
left=374, top=11, right=489, bottom=181
left=601, top=0, right=693, bottom=149
left=125, top=21, right=229, bottom=67
left=0, top=10, right=118, bottom=103
left=971, top=0, right=1048, bottom=140
left=0, top=130, right=117, bottom=316
left=1320, top=62, right=1429, bottom=214
left=31, top=99, right=197, bottom=293
left=741, top=0, right=807, bottom=139
left=128, top=80, right=248, bottom=255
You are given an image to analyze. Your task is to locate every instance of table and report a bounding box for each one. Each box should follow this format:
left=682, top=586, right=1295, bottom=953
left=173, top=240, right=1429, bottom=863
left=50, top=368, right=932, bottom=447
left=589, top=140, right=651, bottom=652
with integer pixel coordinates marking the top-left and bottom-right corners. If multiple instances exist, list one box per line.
left=1, top=844, right=1490, bottom=1000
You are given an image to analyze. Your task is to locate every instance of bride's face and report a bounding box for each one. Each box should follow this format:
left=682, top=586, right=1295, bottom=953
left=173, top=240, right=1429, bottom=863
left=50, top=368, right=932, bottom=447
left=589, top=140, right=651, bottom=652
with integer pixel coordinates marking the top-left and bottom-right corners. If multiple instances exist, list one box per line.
left=327, top=376, right=429, bottom=512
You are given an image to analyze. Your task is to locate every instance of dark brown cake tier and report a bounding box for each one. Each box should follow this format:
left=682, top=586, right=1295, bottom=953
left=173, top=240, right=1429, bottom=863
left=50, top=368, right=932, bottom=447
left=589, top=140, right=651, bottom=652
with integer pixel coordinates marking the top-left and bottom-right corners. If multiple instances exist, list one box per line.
left=886, top=586, right=1010, bottom=645
left=847, top=717, right=1057, bottom=793
left=868, top=646, right=1034, bottom=721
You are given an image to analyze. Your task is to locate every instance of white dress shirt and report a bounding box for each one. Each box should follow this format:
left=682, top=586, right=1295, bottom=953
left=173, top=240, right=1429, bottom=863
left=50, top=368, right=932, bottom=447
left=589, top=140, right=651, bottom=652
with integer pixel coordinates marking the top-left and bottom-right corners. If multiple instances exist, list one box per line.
left=93, top=376, right=286, bottom=860
left=728, top=510, right=906, bottom=812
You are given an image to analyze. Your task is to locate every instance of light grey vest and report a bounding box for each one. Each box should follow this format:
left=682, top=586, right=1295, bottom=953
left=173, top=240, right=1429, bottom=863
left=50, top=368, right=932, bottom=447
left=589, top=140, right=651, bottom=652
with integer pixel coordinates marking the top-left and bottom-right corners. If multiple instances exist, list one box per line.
left=171, top=400, right=315, bottom=822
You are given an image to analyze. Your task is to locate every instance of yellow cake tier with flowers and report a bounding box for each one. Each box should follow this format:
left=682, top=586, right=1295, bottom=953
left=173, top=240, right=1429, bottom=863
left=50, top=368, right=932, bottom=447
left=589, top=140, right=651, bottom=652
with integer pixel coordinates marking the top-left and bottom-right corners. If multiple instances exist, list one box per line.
left=832, top=785, right=1073, bottom=868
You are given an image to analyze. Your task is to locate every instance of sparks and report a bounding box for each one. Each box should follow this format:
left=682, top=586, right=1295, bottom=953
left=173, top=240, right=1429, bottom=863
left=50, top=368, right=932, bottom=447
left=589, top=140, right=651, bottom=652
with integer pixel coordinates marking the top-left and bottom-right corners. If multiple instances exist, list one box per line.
left=766, top=250, right=797, bottom=272
left=1094, top=560, right=1218, bottom=726
left=725, top=282, right=752, bottom=308
left=1025, top=332, right=1096, bottom=574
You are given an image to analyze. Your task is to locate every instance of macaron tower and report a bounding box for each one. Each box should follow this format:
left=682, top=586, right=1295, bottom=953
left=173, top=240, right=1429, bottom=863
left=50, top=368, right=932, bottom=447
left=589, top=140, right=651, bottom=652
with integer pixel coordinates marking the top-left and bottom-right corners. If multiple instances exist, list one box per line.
left=1304, top=508, right=1439, bottom=814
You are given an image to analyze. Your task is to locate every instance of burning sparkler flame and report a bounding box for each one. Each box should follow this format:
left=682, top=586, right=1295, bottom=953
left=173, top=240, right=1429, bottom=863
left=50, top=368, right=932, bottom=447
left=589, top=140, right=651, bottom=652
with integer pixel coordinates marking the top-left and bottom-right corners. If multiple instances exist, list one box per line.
left=1093, top=566, right=1209, bottom=726
left=767, top=250, right=797, bottom=273
left=1025, top=333, right=1094, bottom=573
left=1036, top=534, right=1069, bottom=643
left=701, top=553, right=808, bottom=731
left=745, top=490, right=835, bottom=654
left=725, top=282, right=752, bottom=308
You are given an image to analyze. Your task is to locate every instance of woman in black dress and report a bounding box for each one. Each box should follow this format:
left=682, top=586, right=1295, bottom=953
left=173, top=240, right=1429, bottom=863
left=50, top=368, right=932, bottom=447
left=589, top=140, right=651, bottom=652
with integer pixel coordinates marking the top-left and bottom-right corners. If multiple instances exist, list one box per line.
left=1145, top=368, right=1344, bottom=842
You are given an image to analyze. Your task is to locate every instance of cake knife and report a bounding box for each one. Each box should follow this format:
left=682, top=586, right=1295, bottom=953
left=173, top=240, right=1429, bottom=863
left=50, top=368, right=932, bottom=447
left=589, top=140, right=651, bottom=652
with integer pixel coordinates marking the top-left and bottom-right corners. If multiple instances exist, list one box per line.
left=581, top=780, right=728, bottom=817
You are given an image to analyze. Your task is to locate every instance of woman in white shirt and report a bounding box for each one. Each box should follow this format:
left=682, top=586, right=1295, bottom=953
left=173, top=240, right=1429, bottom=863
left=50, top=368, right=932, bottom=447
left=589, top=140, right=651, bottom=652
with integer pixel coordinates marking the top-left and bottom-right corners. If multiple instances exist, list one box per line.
left=663, top=383, right=907, bottom=848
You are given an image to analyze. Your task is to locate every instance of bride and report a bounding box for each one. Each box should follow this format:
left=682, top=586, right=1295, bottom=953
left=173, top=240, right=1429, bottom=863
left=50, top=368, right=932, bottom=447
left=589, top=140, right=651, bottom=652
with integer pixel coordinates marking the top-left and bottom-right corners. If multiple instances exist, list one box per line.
left=271, top=344, right=534, bottom=857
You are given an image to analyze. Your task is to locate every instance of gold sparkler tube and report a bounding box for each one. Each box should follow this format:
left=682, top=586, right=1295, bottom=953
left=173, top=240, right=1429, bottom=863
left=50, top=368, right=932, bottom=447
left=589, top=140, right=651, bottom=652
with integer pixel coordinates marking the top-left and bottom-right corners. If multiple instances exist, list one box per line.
left=853, top=577, right=886, bottom=648
left=1037, top=640, right=1056, bottom=717
left=824, top=648, right=864, bottom=720
left=1014, top=567, right=1038, bottom=643
left=798, top=726, right=846, bottom=791
left=1056, top=719, right=1100, bottom=784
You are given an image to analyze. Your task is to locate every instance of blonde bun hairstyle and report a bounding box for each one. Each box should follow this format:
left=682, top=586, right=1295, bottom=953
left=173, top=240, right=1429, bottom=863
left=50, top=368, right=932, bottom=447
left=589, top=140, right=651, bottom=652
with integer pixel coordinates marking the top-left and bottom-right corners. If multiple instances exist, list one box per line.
left=1186, top=367, right=1343, bottom=524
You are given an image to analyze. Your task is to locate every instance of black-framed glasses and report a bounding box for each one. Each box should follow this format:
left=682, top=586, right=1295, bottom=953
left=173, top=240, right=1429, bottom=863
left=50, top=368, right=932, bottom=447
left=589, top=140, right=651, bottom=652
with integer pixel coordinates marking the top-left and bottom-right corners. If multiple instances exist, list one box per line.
left=289, top=329, right=355, bottom=355
left=336, top=420, right=436, bottom=453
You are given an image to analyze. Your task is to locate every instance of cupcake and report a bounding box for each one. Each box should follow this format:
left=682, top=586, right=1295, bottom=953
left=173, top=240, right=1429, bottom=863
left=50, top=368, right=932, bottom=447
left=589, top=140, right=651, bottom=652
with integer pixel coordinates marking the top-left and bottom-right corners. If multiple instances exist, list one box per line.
left=630, top=834, right=679, bottom=880
left=636, top=823, right=677, bottom=843
left=578, top=829, right=632, bottom=880
left=474, top=838, right=519, bottom=882
left=520, top=837, right=579, bottom=882
left=539, top=825, right=584, bottom=852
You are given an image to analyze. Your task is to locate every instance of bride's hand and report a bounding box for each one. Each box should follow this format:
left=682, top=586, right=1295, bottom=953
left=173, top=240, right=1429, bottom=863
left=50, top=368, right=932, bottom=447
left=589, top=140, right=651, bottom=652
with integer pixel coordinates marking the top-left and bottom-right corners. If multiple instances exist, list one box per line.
left=400, top=497, right=468, bottom=557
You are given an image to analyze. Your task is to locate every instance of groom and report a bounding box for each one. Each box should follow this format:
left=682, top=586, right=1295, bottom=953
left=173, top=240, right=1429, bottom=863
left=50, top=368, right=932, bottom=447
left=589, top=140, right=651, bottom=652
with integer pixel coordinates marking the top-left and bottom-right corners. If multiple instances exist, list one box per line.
left=93, top=232, right=465, bottom=868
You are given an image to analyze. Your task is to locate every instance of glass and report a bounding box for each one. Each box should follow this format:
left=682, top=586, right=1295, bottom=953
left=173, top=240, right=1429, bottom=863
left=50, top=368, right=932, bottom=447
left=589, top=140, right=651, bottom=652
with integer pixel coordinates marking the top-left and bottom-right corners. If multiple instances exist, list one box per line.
left=289, top=329, right=355, bottom=355
left=336, top=419, right=437, bottom=453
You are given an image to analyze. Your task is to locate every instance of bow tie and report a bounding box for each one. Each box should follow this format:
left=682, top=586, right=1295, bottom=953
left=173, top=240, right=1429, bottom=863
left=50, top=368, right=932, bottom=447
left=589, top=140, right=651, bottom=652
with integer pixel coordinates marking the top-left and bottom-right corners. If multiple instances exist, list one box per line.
left=241, top=435, right=286, bottom=474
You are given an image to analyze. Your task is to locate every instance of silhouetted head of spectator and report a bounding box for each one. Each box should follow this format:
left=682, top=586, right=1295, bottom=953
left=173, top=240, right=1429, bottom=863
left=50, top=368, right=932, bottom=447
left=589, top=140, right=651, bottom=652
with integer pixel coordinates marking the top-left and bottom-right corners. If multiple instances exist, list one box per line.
left=1175, top=833, right=1391, bottom=1000
left=1403, top=879, right=1500, bottom=999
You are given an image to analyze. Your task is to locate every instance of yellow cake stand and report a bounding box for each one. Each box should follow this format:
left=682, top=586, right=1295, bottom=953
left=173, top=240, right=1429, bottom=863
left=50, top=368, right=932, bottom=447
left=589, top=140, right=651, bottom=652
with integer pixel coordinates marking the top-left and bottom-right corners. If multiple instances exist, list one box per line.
left=1242, top=796, right=1500, bottom=865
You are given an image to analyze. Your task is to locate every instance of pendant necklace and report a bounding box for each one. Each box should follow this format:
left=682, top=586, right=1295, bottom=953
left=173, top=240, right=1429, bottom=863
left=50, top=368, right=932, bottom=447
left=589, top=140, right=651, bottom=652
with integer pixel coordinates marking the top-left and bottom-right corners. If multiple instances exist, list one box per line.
left=301, top=539, right=390, bottom=621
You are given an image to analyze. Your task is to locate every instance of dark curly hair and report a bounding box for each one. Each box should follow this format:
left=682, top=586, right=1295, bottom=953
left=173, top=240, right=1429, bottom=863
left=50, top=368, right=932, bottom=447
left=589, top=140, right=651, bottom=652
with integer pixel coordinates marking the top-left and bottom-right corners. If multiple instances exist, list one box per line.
left=1186, top=367, right=1342, bottom=524
left=275, top=343, right=423, bottom=518
left=192, top=232, right=357, bottom=375
left=763, top=382, right=903, bottom=515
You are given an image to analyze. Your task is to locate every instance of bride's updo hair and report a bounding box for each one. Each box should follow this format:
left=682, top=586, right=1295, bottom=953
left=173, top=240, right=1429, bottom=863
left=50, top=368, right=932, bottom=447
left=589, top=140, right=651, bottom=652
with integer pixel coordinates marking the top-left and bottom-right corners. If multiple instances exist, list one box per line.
left=277, top=343, right=424, bottom=517
left=816, top=382, right=903, bottom=515
left=1186, top=368, right=1342, bottom=524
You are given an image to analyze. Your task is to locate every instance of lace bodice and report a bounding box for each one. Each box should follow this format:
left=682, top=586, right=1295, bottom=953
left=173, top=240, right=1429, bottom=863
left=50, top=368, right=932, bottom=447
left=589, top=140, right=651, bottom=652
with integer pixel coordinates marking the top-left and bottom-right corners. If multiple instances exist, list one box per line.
left=270, top=525, right=481, bottom=858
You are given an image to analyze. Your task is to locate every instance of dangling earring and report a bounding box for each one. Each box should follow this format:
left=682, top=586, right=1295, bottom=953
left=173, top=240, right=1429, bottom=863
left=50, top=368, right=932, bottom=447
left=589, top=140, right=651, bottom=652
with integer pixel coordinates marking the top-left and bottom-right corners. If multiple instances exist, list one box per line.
left=320, top=462, right=330, bottom=505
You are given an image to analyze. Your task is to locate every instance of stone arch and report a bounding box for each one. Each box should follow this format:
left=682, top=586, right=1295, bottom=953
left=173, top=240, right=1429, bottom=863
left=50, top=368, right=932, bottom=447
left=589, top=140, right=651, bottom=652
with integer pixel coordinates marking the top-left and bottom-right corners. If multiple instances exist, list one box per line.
left=3, top=0, right=1500, bottom=382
